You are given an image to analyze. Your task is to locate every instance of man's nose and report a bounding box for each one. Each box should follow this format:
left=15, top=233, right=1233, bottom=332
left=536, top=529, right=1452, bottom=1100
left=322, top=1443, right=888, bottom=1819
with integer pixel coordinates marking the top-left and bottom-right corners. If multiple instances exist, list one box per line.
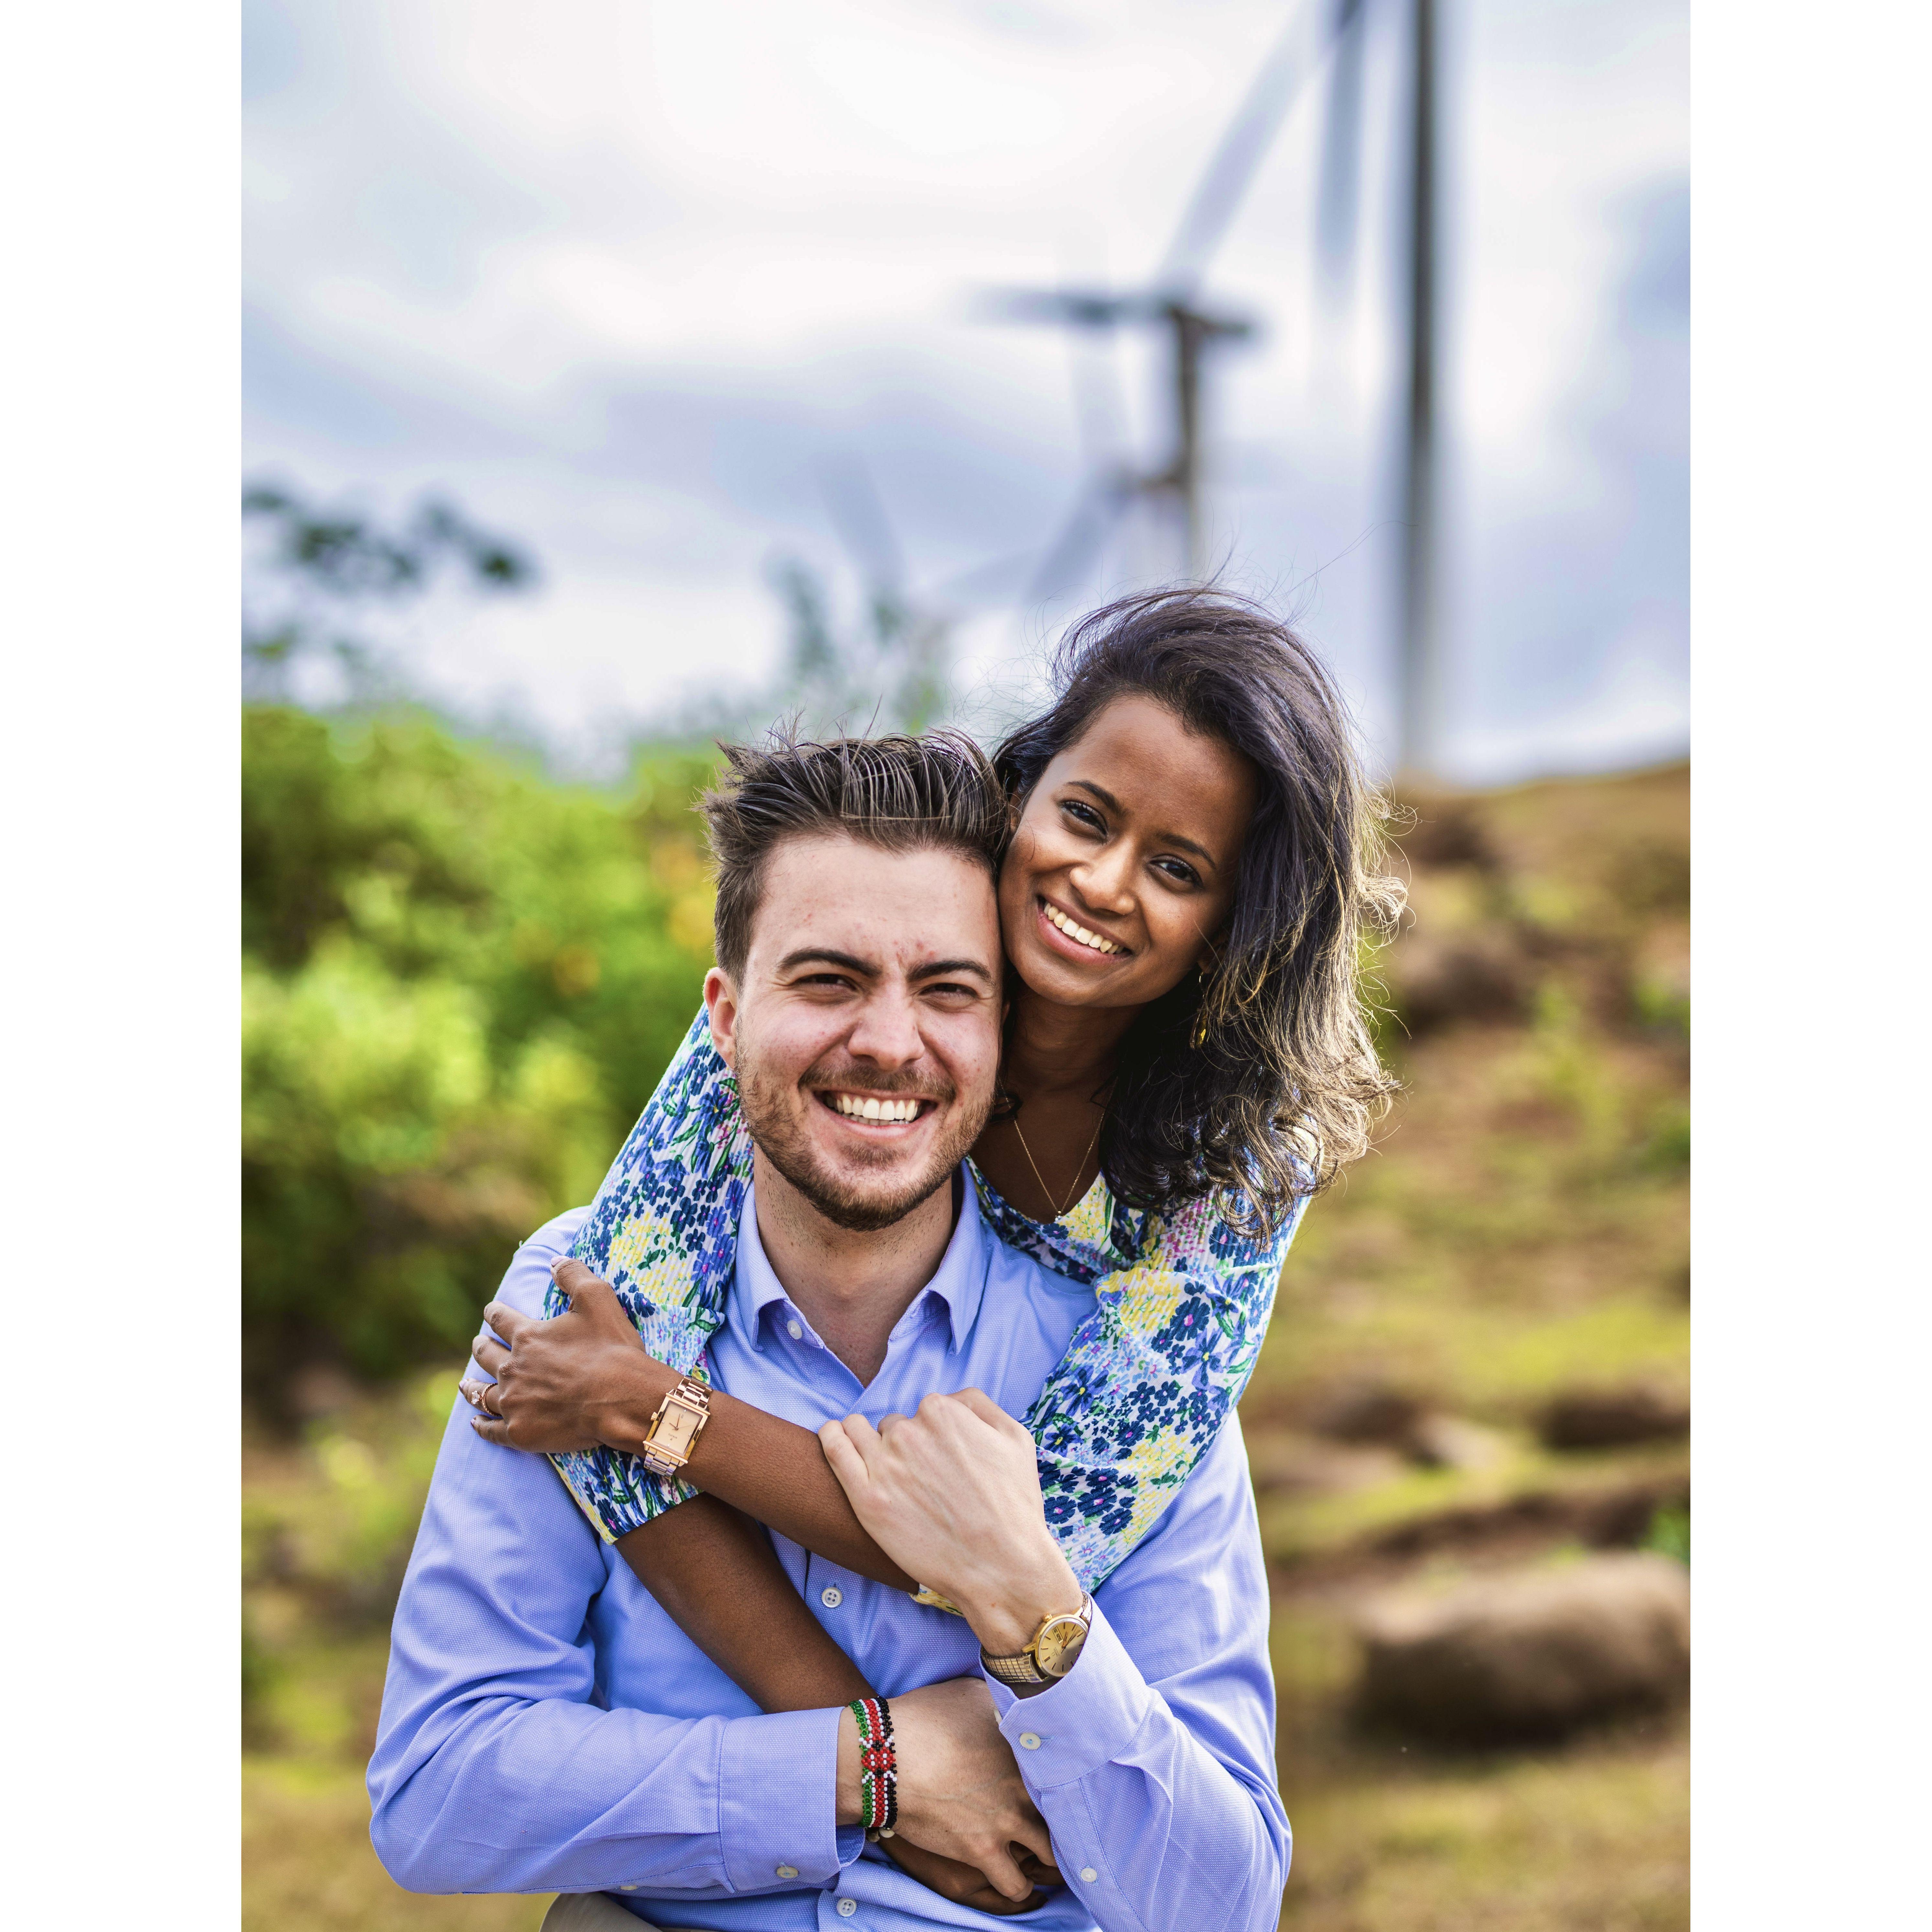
left=843, top=987, right=926, bottom=1069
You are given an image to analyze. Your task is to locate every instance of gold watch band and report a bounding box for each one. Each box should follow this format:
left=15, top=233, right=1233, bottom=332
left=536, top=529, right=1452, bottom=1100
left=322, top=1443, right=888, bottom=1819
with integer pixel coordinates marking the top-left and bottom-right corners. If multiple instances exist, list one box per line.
left=640, top=1376, right=711, bottom=1477
left=980, top=1595, right=1093, bottom=1686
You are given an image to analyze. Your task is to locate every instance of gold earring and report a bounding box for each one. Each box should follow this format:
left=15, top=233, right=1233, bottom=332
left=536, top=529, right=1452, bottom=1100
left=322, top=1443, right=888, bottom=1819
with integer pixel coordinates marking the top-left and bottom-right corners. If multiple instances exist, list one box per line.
left=1191, top=966, right=1215, bottom=1049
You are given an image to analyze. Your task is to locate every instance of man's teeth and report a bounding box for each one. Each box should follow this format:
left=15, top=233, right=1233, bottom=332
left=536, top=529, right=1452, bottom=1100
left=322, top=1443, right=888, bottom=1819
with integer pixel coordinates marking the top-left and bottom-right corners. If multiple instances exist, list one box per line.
left=1043, top=901, right=1125, bottom=955
left=830, top=1093, right=923, bottom=1123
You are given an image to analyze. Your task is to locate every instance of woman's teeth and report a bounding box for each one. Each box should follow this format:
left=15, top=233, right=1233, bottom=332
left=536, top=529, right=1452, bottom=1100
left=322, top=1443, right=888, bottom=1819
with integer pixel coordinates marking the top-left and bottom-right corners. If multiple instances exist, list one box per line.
left=1042, top=901, right=1125, bottom=956
left=830, top=1093, right=923, bottom=1123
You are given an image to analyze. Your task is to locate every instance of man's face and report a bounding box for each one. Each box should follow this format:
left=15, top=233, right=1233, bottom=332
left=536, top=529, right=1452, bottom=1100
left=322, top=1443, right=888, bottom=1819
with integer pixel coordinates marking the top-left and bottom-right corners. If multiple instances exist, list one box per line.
left=706, top=833, right=1004, bottom=1231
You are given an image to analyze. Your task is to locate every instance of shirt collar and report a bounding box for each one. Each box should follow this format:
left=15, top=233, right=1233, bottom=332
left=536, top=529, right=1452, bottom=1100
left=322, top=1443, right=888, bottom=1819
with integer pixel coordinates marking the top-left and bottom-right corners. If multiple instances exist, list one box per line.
left=731, top=1165, right=991, bottom=1356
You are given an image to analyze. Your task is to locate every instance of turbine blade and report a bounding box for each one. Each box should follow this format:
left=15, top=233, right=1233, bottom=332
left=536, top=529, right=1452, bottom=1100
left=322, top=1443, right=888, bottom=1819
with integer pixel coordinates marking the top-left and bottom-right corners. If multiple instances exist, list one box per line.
left=1025, top=477, right=1132, bottom=606
left=1317, top=0, right=1368, bottom=303
left=1155, top=0, right=1329, bottom=298
left=972, top=286, right=1143, bottom=329
left=816, top=454, right=905, bottom=595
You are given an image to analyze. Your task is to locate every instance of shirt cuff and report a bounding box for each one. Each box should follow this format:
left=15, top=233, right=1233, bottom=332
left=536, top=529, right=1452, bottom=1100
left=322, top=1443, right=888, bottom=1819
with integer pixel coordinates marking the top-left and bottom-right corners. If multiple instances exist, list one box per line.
left=984, top=1601, right=1153, bottom=1790
left=715, top=1706, right=848, bottom=1892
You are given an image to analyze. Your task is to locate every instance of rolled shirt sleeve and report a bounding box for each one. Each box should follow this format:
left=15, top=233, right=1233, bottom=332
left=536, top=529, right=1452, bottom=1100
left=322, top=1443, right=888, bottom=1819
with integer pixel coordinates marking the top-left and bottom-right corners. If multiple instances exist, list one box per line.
left=986, top=1414, right=1291, bottom=1932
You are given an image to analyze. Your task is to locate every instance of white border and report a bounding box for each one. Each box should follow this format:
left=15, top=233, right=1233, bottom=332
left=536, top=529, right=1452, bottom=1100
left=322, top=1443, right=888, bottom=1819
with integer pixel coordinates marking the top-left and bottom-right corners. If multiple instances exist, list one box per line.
left=2, top=4, right=239, bottom=1916
left=1694, top=1, right=1929, bottom=1922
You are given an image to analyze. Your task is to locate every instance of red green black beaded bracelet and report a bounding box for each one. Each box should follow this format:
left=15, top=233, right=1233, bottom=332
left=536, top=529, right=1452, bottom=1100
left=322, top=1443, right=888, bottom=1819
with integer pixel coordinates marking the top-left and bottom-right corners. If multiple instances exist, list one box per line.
left=848, top=1695, right=898, bottom=1839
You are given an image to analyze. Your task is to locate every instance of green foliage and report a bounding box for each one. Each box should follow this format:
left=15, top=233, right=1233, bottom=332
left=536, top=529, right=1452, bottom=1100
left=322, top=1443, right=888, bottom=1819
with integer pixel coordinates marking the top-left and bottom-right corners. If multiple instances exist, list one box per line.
left=242, top=703, right=720, bottom=1395
left=1643, top=1502, right=1690, bottom=1567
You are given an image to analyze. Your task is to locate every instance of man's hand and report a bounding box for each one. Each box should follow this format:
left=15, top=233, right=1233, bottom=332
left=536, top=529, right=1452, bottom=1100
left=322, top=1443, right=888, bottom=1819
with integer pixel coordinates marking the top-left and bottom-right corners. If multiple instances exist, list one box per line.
left=818, top=1390, right=1083, bottom=1658
left=840, top=1677, right=1061, bottom=1905
left=461, top=1259, right=675, bottom=1452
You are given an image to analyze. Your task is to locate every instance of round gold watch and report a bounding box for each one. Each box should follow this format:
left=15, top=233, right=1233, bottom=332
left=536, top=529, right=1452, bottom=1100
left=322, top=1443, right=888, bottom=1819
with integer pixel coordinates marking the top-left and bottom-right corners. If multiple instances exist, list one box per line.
left=980, top=1595, right=1093, bottom=1687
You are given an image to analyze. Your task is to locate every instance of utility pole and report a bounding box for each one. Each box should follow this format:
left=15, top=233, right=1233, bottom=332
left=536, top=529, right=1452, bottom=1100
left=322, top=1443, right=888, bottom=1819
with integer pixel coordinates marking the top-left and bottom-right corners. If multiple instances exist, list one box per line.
left=1398, top=0, right=1439, bottom=774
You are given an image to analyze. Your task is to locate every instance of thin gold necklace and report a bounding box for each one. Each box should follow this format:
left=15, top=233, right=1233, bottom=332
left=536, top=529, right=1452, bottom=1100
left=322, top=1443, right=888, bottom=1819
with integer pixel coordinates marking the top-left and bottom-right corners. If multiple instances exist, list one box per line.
left=1010, top=1109, right=1104, bottom=1220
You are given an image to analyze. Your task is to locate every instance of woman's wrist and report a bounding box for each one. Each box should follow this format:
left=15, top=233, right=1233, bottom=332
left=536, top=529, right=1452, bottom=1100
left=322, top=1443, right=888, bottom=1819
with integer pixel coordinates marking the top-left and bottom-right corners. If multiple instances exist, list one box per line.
left=595, top=1351, right=682, bottom=1454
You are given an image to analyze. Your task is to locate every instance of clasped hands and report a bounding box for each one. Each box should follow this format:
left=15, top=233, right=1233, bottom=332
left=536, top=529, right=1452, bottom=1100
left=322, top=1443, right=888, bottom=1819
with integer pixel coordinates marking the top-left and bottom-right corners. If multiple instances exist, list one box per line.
left=460, top=1257, right=1085, bottom=1910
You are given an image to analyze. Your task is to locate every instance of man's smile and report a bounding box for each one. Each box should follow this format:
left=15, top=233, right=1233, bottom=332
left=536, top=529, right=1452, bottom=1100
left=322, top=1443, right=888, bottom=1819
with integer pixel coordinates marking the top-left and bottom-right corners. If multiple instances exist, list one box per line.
left=815, top=1089, right=939, bottom=1128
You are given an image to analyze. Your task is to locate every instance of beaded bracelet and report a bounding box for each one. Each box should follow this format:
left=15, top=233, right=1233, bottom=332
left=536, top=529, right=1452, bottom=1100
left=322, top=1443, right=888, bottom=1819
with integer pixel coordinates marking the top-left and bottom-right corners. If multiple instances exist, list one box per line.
left=848, top=1695, right=898, bottom=1840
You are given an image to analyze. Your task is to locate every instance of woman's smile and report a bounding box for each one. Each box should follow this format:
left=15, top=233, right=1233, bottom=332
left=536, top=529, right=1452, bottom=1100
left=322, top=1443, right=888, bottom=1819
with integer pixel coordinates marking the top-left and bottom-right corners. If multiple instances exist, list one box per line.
left=1036, top=894, right=1131, bottom=960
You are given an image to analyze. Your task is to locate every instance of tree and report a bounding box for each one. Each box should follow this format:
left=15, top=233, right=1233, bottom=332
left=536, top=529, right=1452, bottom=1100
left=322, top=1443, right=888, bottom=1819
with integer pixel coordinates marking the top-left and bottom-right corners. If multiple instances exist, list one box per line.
left=241, top=480, right=538, bottom=704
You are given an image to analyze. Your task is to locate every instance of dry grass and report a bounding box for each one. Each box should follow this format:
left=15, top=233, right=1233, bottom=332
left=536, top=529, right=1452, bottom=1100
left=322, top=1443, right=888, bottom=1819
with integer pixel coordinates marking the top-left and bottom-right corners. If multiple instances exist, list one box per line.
left=1277, top=1725, right=1689, bottom=1932
left=244, top=1761, right=546, bottom=1932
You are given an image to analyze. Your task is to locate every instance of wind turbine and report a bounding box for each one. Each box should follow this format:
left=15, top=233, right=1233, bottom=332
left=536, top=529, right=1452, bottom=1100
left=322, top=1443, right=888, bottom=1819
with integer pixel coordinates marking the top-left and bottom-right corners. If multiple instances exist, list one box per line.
left=985, top=2, right=1351, bottom=589
left=989, top=0, right=1446, bottom=774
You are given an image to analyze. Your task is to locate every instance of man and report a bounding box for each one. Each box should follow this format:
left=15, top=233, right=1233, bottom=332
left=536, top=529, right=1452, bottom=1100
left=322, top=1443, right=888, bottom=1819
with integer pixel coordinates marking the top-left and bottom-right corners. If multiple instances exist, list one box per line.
left=368, top=731, right=1290, bottom=1931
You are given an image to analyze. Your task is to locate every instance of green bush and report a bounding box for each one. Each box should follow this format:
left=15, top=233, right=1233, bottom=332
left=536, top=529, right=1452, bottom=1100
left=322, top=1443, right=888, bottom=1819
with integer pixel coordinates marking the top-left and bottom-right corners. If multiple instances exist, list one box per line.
left=242, top=704, right=720, bottom=1398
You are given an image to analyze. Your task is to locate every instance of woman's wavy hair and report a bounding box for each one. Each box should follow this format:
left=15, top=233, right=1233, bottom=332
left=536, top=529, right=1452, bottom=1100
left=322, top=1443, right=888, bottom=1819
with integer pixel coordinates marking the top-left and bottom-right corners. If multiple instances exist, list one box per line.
left=994, top=586, right=1403, bottom=1235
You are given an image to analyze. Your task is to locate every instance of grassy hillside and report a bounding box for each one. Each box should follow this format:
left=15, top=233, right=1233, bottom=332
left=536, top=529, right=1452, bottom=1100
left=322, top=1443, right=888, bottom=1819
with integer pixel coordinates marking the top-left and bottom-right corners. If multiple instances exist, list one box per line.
left=1250, top=762, right=1689, bottom=1930
left=242, top=760, right=1689, bottom=1932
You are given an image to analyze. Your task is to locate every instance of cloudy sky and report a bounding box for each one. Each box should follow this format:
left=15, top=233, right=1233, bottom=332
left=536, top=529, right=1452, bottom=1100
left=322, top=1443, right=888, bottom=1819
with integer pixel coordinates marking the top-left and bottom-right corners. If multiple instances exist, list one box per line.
left=243, top=0, right=1686, bottom=782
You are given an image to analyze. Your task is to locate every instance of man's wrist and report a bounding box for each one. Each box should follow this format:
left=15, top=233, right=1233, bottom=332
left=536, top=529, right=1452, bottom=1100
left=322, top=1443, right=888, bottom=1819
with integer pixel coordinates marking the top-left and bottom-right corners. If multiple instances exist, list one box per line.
left=957, top=1544, right=1085, bottom=1659
left=833, top=1703, right=862, bottom=1826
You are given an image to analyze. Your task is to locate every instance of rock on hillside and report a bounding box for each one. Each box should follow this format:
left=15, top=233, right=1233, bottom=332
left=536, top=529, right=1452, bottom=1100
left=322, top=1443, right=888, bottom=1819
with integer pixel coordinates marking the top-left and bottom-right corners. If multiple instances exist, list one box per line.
left=1354, top=1553, right=1690, bottom=1744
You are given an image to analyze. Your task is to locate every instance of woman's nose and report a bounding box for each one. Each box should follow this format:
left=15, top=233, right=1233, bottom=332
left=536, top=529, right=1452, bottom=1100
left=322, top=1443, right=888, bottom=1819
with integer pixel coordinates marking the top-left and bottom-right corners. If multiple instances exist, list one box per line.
left=1070, top=845, right=1136, bottom=913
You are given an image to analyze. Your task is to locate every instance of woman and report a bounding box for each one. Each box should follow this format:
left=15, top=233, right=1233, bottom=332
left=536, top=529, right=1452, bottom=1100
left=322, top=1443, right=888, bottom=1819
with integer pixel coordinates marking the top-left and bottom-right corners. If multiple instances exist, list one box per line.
left=464, top=586, right=1401, bottom=1913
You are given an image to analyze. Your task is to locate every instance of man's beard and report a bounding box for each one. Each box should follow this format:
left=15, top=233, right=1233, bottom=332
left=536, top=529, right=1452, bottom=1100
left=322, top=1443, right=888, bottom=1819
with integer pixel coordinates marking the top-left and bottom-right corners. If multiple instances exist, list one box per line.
left=736, top=1048, right=991, bottom=1233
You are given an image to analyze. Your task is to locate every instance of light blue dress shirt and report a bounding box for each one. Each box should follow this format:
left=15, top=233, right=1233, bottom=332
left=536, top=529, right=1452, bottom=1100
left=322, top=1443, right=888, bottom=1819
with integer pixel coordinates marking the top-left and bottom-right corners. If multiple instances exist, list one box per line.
left=368, top=1171, right=1291, bottom=1932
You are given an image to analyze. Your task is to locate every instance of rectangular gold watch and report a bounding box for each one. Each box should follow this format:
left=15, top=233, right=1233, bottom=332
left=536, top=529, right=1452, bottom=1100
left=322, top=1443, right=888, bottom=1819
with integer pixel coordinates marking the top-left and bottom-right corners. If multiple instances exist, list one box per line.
left=639, top=1376, right=712, bottom=1477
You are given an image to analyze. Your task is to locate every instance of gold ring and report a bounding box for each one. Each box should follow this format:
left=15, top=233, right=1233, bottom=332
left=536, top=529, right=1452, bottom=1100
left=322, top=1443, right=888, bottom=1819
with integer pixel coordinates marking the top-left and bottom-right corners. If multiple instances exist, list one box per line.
left=480, top=1381, right=504, bottom=1418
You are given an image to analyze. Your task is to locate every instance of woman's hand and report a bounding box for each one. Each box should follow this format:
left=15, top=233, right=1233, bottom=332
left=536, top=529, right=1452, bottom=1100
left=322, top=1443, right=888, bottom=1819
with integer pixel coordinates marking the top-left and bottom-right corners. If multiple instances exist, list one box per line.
left=841, top=1676, right=1061, bottom=1905
left=818, top=1391, right=1084, bottom=1659
left=460, top=1259, right=676, bottom=1453
left=883, top=1833, right=1059, bottom=1916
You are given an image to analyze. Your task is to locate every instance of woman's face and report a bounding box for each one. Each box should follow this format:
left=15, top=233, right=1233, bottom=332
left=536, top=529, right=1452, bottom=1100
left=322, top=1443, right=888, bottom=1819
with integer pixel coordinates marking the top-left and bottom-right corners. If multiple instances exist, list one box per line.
left=999, top=693, right=1260, bottom=1011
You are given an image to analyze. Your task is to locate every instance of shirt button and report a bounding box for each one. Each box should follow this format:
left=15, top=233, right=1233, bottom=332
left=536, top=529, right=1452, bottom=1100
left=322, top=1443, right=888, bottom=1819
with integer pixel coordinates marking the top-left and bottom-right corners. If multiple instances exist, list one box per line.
left=820, top=1585, right=844, bottom=1609
left=1080, top=1867, right=1098, bottom=1882
left=787, top=1319, right=803, bottom=1340
left=837, top=1899, right=858, bottom=1918
left=775, top=1865, right=798, bottom=1879
left=1018, top=1732, right=1041, bottom=1751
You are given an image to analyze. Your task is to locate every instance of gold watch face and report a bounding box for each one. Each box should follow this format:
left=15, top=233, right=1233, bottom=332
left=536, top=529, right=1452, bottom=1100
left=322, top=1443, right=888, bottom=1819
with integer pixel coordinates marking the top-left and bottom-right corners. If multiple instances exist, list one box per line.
left=1034, top=1614, right=1088, bottom=1678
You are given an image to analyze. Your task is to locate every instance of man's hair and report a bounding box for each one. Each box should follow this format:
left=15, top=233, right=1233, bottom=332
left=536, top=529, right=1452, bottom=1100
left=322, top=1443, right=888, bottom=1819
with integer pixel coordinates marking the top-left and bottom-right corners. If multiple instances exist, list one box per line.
left=702, top=727, right=1008, bottom=979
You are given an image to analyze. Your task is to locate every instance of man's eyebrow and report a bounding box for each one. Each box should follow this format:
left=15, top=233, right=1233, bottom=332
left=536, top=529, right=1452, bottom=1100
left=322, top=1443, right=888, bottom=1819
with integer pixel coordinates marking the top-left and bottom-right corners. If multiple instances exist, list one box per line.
left=1066, top=779, right=1221, bottom=870
left=776, top=949, right=995, bottom=985
left=776, top=948, right=877, bottom=976
left=910, top=957, right=997, bottom=985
